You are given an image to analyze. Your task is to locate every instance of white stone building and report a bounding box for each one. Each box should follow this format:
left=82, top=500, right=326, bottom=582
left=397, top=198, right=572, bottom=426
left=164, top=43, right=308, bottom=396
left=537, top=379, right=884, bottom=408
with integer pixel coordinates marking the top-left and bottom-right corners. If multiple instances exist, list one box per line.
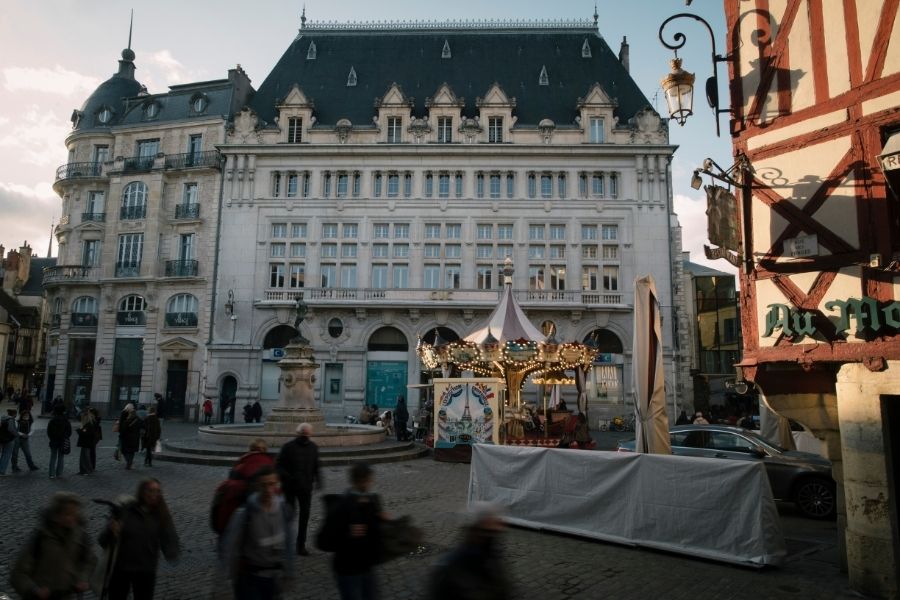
left=205, top=17, right=693, bottom=423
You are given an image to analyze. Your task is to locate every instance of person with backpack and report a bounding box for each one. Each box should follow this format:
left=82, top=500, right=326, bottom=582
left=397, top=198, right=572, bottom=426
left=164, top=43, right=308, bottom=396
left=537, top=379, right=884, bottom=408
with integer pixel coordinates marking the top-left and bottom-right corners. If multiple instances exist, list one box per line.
left=0, top=408, right=18, bottom=475
left=211, top=439, right=275, bottom=538
left=276, top=422, right=321, bottom=556
left=47, top=403, right=72, bottom=479
left=99, top=477, right=180, bottom=600
left=221, top=465, right=295, bottom=600
left=12, top=406, right=40, bottom=472
left=10, top=492, right=96, bottom=599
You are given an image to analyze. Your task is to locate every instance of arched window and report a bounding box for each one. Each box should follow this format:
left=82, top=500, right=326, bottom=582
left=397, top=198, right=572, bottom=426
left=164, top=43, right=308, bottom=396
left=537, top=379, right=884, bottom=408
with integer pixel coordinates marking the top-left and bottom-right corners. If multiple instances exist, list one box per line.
left=165, top=293, right=198, bottom=327
left=121, top=182, right=148, bottom=219
left=117, top=294, right=146, bottom=326
left=71, top=296, right=98, bottom=327
left=51, top=297, right=63, bottom=327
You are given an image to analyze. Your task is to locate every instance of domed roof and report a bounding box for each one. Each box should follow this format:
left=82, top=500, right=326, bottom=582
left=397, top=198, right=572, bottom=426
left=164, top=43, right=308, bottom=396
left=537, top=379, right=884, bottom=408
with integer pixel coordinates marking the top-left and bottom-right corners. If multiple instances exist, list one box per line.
left=72, top=49, right=144, bottom=132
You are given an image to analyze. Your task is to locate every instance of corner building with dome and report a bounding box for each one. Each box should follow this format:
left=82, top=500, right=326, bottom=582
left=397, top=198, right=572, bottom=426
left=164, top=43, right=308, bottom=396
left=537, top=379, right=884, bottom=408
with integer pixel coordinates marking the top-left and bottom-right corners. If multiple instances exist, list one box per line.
left=46, top=14, right=693, bottom=422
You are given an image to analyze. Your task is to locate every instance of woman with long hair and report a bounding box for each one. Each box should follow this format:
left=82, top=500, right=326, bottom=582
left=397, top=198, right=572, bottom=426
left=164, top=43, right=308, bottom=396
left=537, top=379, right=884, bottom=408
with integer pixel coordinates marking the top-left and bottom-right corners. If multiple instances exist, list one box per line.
left=76, top=409, right=99, bottom=475
left=99, top=477, right=180, bottom=600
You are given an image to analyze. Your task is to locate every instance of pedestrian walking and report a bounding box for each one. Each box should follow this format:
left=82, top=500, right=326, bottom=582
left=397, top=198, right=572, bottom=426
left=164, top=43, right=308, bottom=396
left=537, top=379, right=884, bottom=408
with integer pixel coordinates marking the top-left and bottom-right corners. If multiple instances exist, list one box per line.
left=10, top=492, right=96, bottom=599
left=154, top=392, right=165, bottom=420
left=0, top=408, right=18, bottom=475
left=243, top=401, right=254, bottom=424
left=222, top=465, right=295, bottom=600
left=12, top=406, right=40, bottom=472
left=17, top=393, right=34, bottom=415
left=118, top=404, right=142, bottom=470
left=276, top=422, right=321, bottom=556
left=328, top=463, right=384, bottom=600
left=47, top=403, right=72, bottom=479
left=394, top=395, right=410, bottom=442
left=99, top=478, right=180, bottom=600
left=251, top=400, right=263, bottom=423
left=202, top=398, right=214, bottom=425
left=427, top=502, right=512, bottom=600
left=142, top=405, right=162, bottom=466
left=89, top=407, right=102, bottom=471
left=76, top=409, right=100, bottom=475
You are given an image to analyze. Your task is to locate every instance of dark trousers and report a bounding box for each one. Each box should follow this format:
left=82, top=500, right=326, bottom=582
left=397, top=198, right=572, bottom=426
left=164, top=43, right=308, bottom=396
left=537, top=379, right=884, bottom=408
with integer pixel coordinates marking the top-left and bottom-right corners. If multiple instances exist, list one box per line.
left=78, top=446, right=93, bottom=474
left=107, top=569, right=156, bottom=600
left=144, top=446, right=155, bottom=466
left=336, top=571, right=377, bottom=600
left=90, top=445, right=97, bottom=470
left=284, top=488, right=312, bottom=550
left=123, top=451, right=135, bottom=468
left=235, top=572, right=279, bottom=600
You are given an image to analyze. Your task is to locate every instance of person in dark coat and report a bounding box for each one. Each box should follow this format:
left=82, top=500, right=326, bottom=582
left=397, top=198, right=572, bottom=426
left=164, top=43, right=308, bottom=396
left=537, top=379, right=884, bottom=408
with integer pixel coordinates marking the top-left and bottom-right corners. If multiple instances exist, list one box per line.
left=251, top=400, right=263, bottom=423
left=100, top=478, right=180, bottom=600
left=394, top=396, right=410, bottom=442
left=76, top=409, right=100, bottom=475
left=276, top=423, right=321, bottom=555
left=118, top=404, right=142, bottom=470
left=675, top=410, right=691, bottom=425
left=141, top=406, right=162, bottom=467
left=242, top=401, right=254, bottom=424
left=10, top=492, right=96, bottom=599
left=12, top=406, right=40, bottom=472
left=330, top=463, right=385, bottom=600
left=428, top=502, right=512, bottom=600
left=47, top=404, right=72, bottom=479
left=89, top=407, right=102, bottom=471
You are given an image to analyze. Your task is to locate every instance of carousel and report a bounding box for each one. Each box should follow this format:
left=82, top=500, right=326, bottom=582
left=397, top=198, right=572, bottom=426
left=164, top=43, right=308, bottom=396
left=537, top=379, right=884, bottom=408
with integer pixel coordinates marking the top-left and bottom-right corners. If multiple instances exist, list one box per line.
left=417, top=258, right=598, bottom=452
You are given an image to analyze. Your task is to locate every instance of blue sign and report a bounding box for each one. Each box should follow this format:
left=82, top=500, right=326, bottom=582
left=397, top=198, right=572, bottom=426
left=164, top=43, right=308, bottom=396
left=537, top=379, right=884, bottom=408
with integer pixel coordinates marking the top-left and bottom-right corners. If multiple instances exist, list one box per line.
left=272, top=348, right=285, bottom=358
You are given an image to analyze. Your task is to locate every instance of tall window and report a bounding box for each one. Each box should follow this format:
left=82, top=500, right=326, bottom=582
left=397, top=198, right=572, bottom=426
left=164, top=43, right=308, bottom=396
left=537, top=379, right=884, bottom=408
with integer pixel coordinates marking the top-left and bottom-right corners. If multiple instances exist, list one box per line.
left=490, top=174, right=501, bottom=199
left=528, top=225, right=545, bottom=240
left=582, top=266, right=599, bottom=291
left=506, top=173, right=515, bottom=198
left=602, top=224, right=618, bottom=240
left=558, top=174, right=566, bottom=199
left=92, top=145, right=109, bottom=164
left=270, top=263, right=285, bottom=287
left=373, top=224, right=389, bottom=239
left=340, top=264, right=357, bottom=288
left=438, top=173, right=450, bottom=198
left=424, top=265, right=441, bottom=289
left=272, top=172, right=282, bottom=197
left=549, top=224, right=566, bottom=240
left=476, top=266, right=493, bottom=289
left=497, top=224, right=513, bottom=240
left=476, top=173, right=485, bottom=198
left=374, top=173, right=383, bottom=198
left=82, top=240, right=100, bottom=267
left=477, top=224, right=492, bottom=240
left=121, top=182, right=147, bottom=219
left=291, top=223, right=307, bottom=238
left=540, top=174, right=552, bottom=198
left=603, top=265, right=619, bottom=291
left=445, top=265, right=461, bottom=289
left=610, top=173, right=619, bottom=198
left=320, top=265, right=337, bottom=287
left=322, top=223, right=338, bottom=239
left=287, top=173, right=298, bottom=197
left=392, top=265, right=409, bottom=288
left=488, top=117, right=503, bottom=143
left=589, top=117, right=605, bottom=143
left=425, top=224, right=441, bottom=239
left=136, top=139, right=159, bottom=163
left=289, top=264, right=305, bottom=288
left=437, top=117, right=452, bottom=143
left=323, top=173, right=332, bottom=198
left=272, top=223, right=287, bottom=238
left=337, top=173, right=349, bottom=198
left=424, top=173, right=433, bottom=198
left=387, top=117, right=402, bottom=143
left=71, top=296, right=98, bottom=327
left=372, top=265, right=389, bottom=288
left=343, top=223, right=358, bottom=238
left=582, top=225, right=598, bottom=240
left=403, top=173, right=412, bottom=198
left=455, top=172, right=464, bottom=198
left=388, top=173, right=400, bottom=198
left=165, top=294, right=198, bottom=327
left=446, top=223, right=461, bottom=239
left=303, top=172, right=311, bottom=197
left=188, top=134, right=202, bottom=158
left=182, top=183, right=198, bottom=205
left=178, top=233, right=194, bottom=260
left=116, top=233, right=143, bottom=276
left=351, top=173, right=360, bottom=197
left=527, top=174, right=537, bottom=198
left=592, top=174, right=604, bottom=197
left=288, top=117, right=303, bottom=143
left=394, top=223, right=409, bottom=239
left=87, top=191, right=105, bottom=216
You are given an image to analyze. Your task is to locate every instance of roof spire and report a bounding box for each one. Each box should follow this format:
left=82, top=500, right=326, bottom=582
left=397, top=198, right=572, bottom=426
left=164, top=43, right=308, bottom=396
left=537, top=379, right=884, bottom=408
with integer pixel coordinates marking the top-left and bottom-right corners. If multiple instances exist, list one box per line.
left=301, top=5, right=307, bottom=28
left=119, top=9, right=136, bottom=75
left=593, top=3, right=599, bottom=27
left=128, top=8, right=133, bottom=51
left=47, top=218, right=54, bottom=258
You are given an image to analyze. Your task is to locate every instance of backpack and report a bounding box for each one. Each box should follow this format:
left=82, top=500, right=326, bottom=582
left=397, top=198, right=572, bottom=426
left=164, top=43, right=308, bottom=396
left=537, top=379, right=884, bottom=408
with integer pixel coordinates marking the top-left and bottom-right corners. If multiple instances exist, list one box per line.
left=0, top=418, right=13, bottom=444
left=210, top=474, right=251, bottom=534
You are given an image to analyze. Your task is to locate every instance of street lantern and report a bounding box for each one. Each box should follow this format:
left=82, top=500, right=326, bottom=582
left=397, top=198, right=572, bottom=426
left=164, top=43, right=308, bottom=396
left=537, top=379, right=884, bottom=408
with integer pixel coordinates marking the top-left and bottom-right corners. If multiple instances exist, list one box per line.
left=661, top=58, right=695, bottom=127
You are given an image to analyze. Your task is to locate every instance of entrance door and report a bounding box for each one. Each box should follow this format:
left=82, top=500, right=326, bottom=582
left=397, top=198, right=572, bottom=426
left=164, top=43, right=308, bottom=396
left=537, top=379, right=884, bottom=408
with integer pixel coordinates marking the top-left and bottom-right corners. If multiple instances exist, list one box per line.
left=323, top=363, right=343, bottom=403
left=165, top=360, right=188, bottom=418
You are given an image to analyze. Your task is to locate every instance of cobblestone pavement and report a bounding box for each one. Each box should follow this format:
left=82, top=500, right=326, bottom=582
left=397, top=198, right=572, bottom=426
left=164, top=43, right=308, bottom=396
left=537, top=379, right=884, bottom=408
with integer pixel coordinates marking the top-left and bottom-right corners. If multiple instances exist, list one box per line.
left=0, top=418, right=866, bottom=600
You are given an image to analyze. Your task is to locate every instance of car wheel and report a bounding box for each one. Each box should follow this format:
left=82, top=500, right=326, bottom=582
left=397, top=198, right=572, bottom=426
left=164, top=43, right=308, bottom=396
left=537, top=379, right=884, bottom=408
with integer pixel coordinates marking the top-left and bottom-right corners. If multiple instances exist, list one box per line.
left=794, top=477, right=836, bottom=519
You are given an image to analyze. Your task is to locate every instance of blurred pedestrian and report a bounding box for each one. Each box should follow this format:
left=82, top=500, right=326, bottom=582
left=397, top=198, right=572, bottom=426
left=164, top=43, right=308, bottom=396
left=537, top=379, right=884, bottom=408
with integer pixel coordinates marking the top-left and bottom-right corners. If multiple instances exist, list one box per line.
left=47, top=403, right=72, bottom=479
left=0, top=408, right=18, bottom=475
left=142, top=405, right=162, bottom=467
left=12, top=406, right=40, bottom=472
left=202, top=398, right=214, bottom=425
left=243, top=401, right=254, bottom=424
left=89, top=407, right=103, bottom=471
left=276, top=422, right=321, bottom=556
left=222, top=465, right=294, bottom=600
left=10, top=492, right=96, bottom=599
left=211, top=440, right=274, bottom=540
left=329, top=463, right=384, bottom=600
left=76, top=408, right=100, bottom=475
left=251, top=400, right=263, bottom=423
left=118, top=404, right=142, bottom=470
left=428, top=502, right=511, bottom=600
left=99, top=478, right=180, bottom=600
left=395, top=396, right=410, bottom=442
left=692, top=411, right=709, bottom=425
left=675, top=409, right=690, bottom=425
left=17, top=393, right=34, bottom=414
left=154, top=392, right=165, bottom=420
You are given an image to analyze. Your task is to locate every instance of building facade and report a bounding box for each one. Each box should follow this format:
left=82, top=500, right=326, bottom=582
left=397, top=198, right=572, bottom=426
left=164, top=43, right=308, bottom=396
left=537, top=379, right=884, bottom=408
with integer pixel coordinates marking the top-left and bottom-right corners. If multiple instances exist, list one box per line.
left=723, top=1, right=900, bottom=596
left=205, top=17, right=693, bottom=423
left=44, top=45, right=252, bottom=416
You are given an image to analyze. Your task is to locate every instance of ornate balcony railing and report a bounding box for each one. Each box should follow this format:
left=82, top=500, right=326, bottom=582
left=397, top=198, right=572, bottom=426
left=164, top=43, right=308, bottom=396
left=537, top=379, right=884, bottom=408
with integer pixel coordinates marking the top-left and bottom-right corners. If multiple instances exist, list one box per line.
left=120, top=205, right=146, bottom=220
left=165, top=259, right=199, bottom=277
left=116, top=310, right=146, bottom=326
left=70, top=312, right=98, bottom=328
left=258, top=288, right=627, bottom=306
left=165, top=312, right=198, bottom=327
left=43, top=265, right=98, bottom=284
left=174, top=203, right=200, bottom=219
left=115, top=261, right=141, bottom=277
left=81, top=212, right=106, bottom=223
left=164, top=150, right=222, bottom=170
left=55, top=162, right=102, bottom=181
left=122, top=156, right=155, bottom=173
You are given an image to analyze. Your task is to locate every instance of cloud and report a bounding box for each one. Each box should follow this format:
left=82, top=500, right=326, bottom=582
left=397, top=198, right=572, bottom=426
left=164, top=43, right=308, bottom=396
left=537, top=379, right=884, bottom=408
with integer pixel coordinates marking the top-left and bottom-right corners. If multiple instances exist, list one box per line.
left=673, top=192, right=737, bottom=274
left=144, top=50, right=190, bottom=88
left=3, top=65, right=99, bottom=96
left=0, top=181, right=57, bottom=254
left=0, top=104, right=71, bottom=168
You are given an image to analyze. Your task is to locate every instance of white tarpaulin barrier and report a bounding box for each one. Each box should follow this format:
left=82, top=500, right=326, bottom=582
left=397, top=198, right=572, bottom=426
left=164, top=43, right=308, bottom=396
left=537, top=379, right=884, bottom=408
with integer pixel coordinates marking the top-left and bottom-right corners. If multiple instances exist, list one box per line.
left=469, top=445, right=787, bottom=567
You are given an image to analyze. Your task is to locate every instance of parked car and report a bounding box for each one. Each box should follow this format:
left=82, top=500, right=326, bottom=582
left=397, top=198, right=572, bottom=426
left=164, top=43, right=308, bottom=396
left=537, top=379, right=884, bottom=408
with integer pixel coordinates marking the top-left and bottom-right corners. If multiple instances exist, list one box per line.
left=789, top=419, right=827, bottom=457
left=616, top=424, right=836, bottom=519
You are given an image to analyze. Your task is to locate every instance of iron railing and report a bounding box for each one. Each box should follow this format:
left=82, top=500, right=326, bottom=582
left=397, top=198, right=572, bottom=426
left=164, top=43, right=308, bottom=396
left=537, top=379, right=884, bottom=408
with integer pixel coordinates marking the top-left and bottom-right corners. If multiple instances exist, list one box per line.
left=81, top=212, right=106, bottom=223
left=164, top=150, right=222, bottom=170
left=70, top=313, right=98, bottom=327
left=55, top=162, right=103, bottom=181
left=174, top=203, right=200, bottom=219
left=115, top=261, right=141, bottom=277
left=258, top=287, right=626, bottom=306
left=116, top=310, right=146, bottom=326
left=122, top=156, right=156, bottom=173
left=43, top=265, right=97, bottom=283
left=120, top=205, right=146, bottom=220
left=165, top=260, right=198, bottom=277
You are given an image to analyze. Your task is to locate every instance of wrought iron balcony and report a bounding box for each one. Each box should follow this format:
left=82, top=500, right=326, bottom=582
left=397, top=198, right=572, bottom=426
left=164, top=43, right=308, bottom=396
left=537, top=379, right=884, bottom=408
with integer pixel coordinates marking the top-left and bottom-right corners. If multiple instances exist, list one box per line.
left=165, top=312, right=198, bottom=327
left=116, top=310, right=146, bottom=326
left=164, top=150, right=222, bottom=170
left=81, top=212, right=106, bottom=223
left=122, top=156, right=156, bottom=173
left=50, top=314, right=61, bottom=328
left=115, top=261, right=141, bottom=277
left=174, top=203, right=200, bottom=219
left=55, top=162, right=102, bottom=181
left=43, top=265, right=98, bottom=284
left=70, top=312, right=98, bottom=328
left=165, top=259, right=199, bottom=277
left=120, top=205, right=146, bottom=220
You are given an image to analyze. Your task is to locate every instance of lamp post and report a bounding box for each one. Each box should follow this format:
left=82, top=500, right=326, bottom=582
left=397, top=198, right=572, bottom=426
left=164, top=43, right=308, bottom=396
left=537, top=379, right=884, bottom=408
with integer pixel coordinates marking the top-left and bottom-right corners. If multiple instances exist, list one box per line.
left=658, top=13, right=732, bottom=136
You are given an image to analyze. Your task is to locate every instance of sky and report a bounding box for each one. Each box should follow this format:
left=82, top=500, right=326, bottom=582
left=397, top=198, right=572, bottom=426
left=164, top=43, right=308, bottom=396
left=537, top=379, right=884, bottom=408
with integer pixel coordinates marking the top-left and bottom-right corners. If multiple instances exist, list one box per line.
left=0, top=0, right=733, bottom=272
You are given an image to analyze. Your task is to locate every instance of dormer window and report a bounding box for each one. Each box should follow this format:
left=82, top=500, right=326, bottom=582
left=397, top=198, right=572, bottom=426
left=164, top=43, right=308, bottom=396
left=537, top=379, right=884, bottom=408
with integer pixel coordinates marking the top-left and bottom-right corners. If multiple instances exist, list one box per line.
left=582, top=39, right=592, bottom=58
left=539, top=65, right=549, bottom=86
left=347, top=67, right=357, bottom=87
left=97, top=106, right=113, bottom=124
left=307, top=41, right=317, bottom=60
left=387, top=117, right=402, bottom=143
left=143, top=101, right=160, bottom=120
left=442, top=40, right=451, bottom=58
left=190, top=94, right=208, bottom=113
left=488, top=117, right=503, bottom=143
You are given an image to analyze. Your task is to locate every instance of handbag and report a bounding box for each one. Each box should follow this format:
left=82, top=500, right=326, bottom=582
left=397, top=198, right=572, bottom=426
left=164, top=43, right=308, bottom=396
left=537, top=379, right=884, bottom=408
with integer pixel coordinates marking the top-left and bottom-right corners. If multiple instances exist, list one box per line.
left=62, top=436, right=71, bottom=455
left=154, top=440, right=162, bottom=453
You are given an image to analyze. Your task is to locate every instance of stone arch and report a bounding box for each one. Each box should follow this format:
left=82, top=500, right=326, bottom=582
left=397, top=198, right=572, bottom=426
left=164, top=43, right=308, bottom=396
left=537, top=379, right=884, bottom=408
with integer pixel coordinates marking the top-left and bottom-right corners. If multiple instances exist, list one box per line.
left=420, top=326, right=461, bottom=345
left=583, top=328, right=624, bottom=353
left=367, top=326, right=409, bottom=351
left=263, top=324, right=297, bottom=350
left=252, top=317, right=309, bottom=347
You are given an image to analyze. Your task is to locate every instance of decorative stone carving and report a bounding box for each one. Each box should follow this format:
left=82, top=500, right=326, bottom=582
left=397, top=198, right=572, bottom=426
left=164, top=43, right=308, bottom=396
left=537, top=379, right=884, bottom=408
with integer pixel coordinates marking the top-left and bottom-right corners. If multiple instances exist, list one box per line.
left=335, top=118, right=352, bottom=143
left=630, top=106, right=666, bottom=144
left=408, top=117, right=431, bottom=142
left=538, top=118, right=555, bottom=144
left=459, top=117, right=482, bottom=142
left=231, top=108, right=261, bottom=144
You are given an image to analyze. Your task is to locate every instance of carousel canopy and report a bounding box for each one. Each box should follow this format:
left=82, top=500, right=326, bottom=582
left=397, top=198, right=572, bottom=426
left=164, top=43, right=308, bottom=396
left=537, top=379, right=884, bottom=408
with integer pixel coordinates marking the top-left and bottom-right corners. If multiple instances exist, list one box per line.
left=464, top=283, right=546, bottom=345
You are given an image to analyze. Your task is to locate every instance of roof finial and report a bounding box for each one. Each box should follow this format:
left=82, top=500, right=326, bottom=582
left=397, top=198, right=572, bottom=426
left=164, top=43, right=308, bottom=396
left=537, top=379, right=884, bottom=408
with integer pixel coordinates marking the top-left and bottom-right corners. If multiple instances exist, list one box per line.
left=593, top=3, right=599, bottom=27
left=120, top=9, right=136, bottom=64
left=128, top=9, right=133, bottom=50
left=301, top=5, right=307, bottom=28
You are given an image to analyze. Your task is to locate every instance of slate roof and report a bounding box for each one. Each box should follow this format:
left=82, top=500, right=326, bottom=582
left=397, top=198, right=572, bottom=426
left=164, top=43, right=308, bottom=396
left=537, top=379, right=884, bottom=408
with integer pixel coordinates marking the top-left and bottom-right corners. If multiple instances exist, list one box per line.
left=249, top=24, right=650, bottom=127
left=116, top=80, right=234, bottom=128
left=23, top=258, right=56, bottom=297
left=74, top=52, right=145, bottom=133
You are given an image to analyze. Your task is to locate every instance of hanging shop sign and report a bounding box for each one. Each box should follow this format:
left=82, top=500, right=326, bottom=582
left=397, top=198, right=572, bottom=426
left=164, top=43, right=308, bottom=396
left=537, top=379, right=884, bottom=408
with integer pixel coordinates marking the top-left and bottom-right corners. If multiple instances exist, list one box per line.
left=703, top=184, right=742, bottom=267
left=763, top=297, right=900, bottom=340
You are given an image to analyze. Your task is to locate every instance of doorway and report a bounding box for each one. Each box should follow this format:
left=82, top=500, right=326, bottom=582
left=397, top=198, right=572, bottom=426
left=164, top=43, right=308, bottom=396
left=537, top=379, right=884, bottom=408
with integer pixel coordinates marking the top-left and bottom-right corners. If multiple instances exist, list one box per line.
left=165, top=360, right=188, bottom=418
left=220, top=375, right=237, bottom=423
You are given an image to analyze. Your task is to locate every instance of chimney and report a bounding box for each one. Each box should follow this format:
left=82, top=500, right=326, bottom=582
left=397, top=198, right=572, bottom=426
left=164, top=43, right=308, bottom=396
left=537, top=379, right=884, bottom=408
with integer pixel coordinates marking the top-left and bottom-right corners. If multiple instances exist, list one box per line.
left=18, top=243, right=32, bottom=290
left=619, top=36, right=630, bottom=73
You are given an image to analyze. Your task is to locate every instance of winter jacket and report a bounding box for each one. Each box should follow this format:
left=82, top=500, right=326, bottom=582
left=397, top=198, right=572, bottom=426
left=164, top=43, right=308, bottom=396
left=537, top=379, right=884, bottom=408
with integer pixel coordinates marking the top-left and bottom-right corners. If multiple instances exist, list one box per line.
left=231, top=451, right=275, bottom=480
left=99, top=501, right=180, bottom=576
left=221, top=492, right=295, bottom=579
left=275, top=436, right=320, bottom=494
left=10, top=518, right=96, bottom=599
left=0, top=415, right=17, bottom=444
left=141, top=415, right=162, bottom=449
left=47, top=415, right=72, bottom=449
left=76, top=420, right=100, bottom=448
left=330, top=491, right=383, bottom=575
left=17, top=413, right=34, bottom=437
left=118, top=412, right=142, bottom=453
